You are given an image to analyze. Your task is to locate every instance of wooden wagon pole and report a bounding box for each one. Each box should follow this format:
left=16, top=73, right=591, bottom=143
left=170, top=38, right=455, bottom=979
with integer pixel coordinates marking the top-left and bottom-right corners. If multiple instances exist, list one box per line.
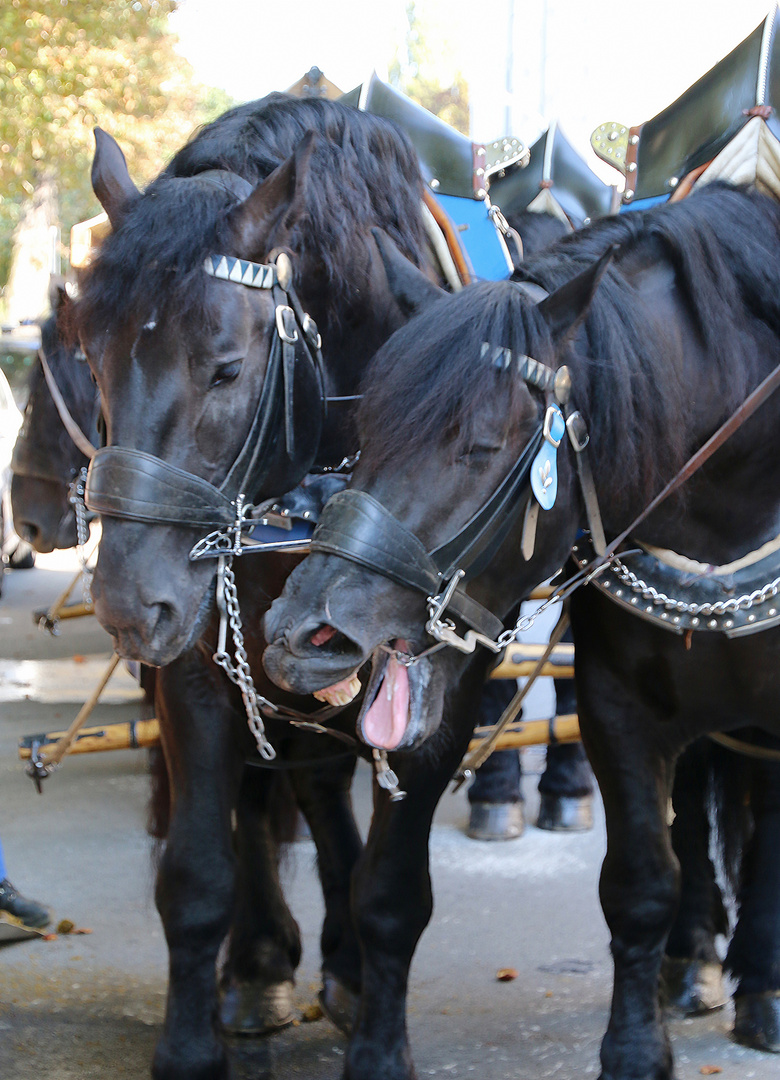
left=25, top=652, right=121, bottom=791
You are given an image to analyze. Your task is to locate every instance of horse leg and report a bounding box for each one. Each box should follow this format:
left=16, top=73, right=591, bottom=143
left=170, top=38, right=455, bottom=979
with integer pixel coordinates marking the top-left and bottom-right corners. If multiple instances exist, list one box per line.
left=576, top=662, right=680, bottom=1080
left=151, top=652, right=243, bottom=1080
left=218, top=766, right=302, bottom=1036
left=729, top=748, right=780, bottom=1052
left=343, top=708, right=477, bottom=1080
left=662, top=740, right=728, bottom=1015
left=289, top=755, right=363, bottom=1033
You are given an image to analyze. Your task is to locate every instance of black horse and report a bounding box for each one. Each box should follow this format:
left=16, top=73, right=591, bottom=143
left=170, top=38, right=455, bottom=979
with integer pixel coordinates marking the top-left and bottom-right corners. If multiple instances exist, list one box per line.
left=264, top=181, right=780, bottom=1078
left=68, top=94, right=469, bottom=1080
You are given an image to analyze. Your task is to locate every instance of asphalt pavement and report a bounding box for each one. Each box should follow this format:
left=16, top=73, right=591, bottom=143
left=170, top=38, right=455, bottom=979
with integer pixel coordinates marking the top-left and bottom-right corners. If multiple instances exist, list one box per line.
left=0, top=551, right=776, bottom=1080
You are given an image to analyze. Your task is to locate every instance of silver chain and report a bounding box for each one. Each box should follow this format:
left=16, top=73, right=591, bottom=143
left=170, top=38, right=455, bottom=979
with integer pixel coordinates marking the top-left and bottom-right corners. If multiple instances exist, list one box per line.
left=610, top=557, right=780, bottom=618
left=213, top=555, right=277, bottom=760
left=69, top=466, right=93, bottom=605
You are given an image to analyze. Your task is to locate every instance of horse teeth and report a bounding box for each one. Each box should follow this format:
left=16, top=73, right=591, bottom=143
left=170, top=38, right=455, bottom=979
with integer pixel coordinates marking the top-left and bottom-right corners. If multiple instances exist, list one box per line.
left=313, top=675, right=361, bottom=707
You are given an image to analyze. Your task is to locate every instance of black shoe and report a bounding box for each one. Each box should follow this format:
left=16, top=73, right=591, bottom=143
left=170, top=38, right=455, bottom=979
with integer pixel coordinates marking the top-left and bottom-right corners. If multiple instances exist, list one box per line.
left=466, top=801, right=524, bottom=841
left=536, top=793, right=594, bottom=832
left=0, top=878, right=50, bottom=929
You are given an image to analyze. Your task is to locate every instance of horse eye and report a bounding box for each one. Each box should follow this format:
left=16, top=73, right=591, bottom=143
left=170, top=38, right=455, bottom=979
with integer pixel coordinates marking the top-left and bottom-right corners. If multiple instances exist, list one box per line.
left=457, top=443, right=501, bottom=464
left=210, top=359, right=243, bottom=388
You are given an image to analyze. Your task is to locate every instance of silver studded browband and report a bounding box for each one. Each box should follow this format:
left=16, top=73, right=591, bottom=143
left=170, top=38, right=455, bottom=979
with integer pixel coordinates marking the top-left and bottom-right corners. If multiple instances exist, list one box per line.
left=481, top=342, right=557, bottom=393
left=203, top=255, right=278, bottom=289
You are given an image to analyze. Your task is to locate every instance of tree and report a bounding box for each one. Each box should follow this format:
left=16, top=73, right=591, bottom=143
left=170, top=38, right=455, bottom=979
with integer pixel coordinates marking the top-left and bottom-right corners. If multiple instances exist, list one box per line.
left=388, top=2, right=470, bottom=135
left=0, top=0, right=233, bottom=321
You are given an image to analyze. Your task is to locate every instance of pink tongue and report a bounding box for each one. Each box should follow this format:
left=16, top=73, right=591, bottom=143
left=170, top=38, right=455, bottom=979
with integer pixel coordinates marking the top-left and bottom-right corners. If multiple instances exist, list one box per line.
left=362, top=655, right=410, bottom=750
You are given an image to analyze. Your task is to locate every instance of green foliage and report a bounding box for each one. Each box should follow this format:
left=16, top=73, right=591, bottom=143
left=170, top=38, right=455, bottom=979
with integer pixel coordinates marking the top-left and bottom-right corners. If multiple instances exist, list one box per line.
left=389, top=1, right=470, bottom=135
left=0, top=0, right=235, bottom=286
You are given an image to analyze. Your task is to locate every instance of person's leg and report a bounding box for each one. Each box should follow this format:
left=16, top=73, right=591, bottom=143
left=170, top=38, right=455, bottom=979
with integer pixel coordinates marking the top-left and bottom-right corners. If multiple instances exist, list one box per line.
left=536, top=627, right=594, bottom=831
left=467, top=679, right=524, bottom=840
left=0, top=834, right=50, bottom=928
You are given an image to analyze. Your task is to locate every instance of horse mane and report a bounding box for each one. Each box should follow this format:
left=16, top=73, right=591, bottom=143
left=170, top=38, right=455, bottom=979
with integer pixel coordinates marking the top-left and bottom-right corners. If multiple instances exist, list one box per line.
left=74, top=94, right=429, bottom=335
left=360, top=183, right=780, bottom=520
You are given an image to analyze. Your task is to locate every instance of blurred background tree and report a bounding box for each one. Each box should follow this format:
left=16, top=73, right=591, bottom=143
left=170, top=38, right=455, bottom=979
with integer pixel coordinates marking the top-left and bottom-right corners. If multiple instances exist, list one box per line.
left=0, top=0, right=233, bottom=323
left=389, top=1, right=469, bottom=134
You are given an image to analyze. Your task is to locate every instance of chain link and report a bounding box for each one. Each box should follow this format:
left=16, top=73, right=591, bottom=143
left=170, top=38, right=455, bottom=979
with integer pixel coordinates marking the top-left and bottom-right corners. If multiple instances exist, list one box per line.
left=212, top=556, right=277, bottom=760
left=610, top=557, right=780, bottom=618
left=69, top=466, right=93, bottom=605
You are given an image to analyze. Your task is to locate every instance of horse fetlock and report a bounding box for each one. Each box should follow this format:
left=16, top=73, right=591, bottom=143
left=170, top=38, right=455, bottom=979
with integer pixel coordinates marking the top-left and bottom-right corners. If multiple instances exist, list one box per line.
left=152, top=1036, right=231, bottom=1080
left=733, top=991, right=780, bottom=1052
left=219, top=976, right=295, bottom=1036
left=344, top=1037, right=417, bottom=1080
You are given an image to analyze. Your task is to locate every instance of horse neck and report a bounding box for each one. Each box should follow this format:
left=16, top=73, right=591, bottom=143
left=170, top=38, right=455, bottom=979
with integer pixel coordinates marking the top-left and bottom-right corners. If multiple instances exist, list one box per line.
left=575, top=250, right=780, bottom=564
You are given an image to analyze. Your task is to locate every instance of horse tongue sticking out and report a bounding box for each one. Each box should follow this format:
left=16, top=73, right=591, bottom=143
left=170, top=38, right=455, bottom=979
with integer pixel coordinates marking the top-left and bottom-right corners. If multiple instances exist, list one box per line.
left=362, top=650, right=410, bottom=750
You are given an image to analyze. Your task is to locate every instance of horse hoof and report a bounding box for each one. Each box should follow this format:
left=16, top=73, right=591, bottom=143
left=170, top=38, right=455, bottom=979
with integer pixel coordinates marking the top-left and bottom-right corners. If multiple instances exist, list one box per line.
left=660, top=957, right=727, bottom=1015
left=319, top=972, right=359, bottom=1035
left=466, top=801, right=524, bottom=841
left=733, top=991, right=780, bottom=1052
left=536, top=793, right=593, bottom=832
left=220, top=978, right=295, bottom=1036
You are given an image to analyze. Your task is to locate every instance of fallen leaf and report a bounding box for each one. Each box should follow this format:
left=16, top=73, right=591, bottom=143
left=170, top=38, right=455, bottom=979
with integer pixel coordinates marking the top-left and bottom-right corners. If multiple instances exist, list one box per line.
left=56, top=919, right=75, bottom=935
left=43, top=933, right=57, bottom=941
left=301, top=1003, right=323, bottom=1022
left=700, top=1068, right=722, bottom=1076
left=545, top=991, right=553, bottom=998
left=496, top=968, right=518, bottom=982
left=72, top=655, right=86, bottom=664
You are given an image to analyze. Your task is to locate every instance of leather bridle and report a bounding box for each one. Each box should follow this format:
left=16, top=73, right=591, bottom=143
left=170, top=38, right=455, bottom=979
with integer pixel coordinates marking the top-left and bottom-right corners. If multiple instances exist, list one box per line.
left=84, top=247, right=327, bottom=530
left=308, top=342, right=586, bottom=658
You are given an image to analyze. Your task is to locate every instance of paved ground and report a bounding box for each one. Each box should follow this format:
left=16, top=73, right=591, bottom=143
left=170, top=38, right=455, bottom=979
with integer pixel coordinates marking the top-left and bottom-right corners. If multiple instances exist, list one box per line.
left=0, top=553, right=777, bottom=1080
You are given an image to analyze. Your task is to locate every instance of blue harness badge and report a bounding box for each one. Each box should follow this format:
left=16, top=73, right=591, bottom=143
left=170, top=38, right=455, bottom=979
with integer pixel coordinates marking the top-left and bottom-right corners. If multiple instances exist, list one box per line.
left=531, top=405, right=566, bottom=510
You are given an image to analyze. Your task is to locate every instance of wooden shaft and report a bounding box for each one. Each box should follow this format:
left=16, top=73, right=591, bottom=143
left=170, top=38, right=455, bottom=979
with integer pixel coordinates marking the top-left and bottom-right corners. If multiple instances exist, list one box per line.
left=19, top=719, right=161, bottom=759
left=42, top=567, right=83, bottom=624
left=490, top=641, right=574, bottom=680
left=34, top=601, right=94, bottom=624
left=20, top=709, right=582, bottom=761
left=40, top=652, right=122, bottom=767
left=468, top=713, right=580, bottom=752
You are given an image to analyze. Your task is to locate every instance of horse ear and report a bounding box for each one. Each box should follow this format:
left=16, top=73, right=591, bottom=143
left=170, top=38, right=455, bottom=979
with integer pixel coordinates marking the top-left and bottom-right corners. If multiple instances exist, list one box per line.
left=227, top=131, right=318, bottom=258
left=91, top=128, right=140, bottom=228
left=371, top=227, right=446, bottom=318
left=537, top=245, right=616, bottom=341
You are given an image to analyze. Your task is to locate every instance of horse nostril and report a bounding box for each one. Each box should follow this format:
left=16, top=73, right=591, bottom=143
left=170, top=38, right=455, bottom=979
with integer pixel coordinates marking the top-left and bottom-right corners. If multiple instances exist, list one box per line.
left=16, top=522, right=39, bottom=545
left=311, top=624, right=337, bottom=647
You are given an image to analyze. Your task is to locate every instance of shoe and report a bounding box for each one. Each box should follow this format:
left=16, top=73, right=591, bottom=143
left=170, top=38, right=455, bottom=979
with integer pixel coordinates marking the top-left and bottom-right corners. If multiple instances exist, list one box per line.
left=0, top=878, right=50, bottom=929
left=466, top=801, right=524, bottom=841
left=536, top=793, right=594, bottom=832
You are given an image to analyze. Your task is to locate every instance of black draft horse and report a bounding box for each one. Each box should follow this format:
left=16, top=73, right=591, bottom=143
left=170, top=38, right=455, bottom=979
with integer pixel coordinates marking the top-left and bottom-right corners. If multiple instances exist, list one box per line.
left=265, top=181, right=780, bottom=1079
left=67, top=94, right=459, bottom=1080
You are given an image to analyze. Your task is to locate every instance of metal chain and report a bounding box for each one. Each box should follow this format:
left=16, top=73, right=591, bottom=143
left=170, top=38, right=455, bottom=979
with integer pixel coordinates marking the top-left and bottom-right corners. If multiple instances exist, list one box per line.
left=69, top=466, right=93, bottom=605
left=610, top=557, right=780, bottom=618
left=212, top=556, right=277, bottom=760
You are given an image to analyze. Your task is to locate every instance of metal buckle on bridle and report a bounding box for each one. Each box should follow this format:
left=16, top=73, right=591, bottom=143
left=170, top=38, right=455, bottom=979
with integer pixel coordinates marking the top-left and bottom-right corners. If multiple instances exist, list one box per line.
left=275, top=304, right=298, bottom=344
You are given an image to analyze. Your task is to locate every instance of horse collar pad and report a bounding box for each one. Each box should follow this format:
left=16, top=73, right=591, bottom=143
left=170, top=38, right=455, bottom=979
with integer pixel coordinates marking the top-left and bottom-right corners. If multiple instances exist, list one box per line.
left=531, top=405, right=565, bottom=510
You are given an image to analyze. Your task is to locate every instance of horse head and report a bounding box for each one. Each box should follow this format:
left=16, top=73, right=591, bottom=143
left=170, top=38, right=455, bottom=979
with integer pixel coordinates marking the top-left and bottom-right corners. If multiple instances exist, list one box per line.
left=72, top=103, right=430, bottom=666
left=263, top=254, right=612, bottom=750
left=10, top=287, right=98, bottom=552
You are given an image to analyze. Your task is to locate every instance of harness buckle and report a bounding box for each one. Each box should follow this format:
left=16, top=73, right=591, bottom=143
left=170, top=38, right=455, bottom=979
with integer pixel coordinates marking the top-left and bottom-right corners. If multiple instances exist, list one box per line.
left=275, top=305, right=298, bottom=344
left=302, top=313, right=321, bottom=350
left=543, top=405, right=564, bottom=448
